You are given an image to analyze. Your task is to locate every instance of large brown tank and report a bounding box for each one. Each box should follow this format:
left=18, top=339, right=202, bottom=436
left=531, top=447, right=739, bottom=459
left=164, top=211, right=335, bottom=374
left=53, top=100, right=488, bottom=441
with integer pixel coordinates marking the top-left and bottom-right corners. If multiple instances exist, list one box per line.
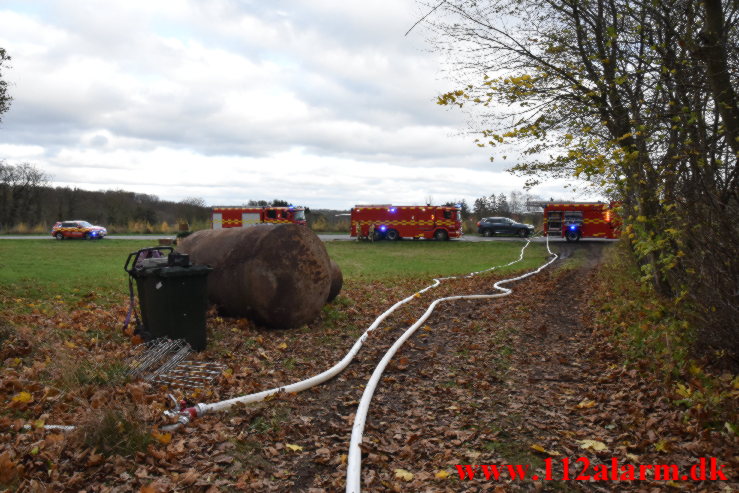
left=178, top=225, right=340, bottom=329
left=327, top=259, right=343, bottom=303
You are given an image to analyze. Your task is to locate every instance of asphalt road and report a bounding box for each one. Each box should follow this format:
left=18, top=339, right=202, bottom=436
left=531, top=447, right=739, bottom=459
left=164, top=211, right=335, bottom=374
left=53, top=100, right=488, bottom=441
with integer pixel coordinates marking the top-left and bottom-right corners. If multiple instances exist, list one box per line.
left=0, top=234, right=618, bottom=244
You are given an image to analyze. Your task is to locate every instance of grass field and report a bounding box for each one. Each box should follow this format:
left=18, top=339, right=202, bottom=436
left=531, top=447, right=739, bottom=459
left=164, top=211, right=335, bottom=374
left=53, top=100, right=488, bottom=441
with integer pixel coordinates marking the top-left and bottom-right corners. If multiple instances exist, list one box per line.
left=0, top=239, right=549, bottom=306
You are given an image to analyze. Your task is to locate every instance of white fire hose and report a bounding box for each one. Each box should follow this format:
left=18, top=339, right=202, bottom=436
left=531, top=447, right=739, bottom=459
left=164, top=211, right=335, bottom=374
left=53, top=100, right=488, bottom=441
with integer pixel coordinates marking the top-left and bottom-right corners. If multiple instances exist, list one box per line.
left=345, top=236, right=557, bottom=492
left=160, top=238, right=538, bottom=431
left=34, top=234, right=555, bottom=476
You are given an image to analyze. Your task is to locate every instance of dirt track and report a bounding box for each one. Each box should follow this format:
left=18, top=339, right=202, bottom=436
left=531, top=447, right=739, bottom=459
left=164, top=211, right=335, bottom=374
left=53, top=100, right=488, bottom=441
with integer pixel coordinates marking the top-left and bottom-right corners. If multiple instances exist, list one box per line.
left=246, top=240, right=736, bottom=492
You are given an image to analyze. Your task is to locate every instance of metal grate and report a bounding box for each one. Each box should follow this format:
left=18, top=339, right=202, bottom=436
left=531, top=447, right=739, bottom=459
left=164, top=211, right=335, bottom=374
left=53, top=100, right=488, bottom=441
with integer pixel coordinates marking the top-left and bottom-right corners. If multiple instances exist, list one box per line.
left=125, top=338, right=225, bottom=390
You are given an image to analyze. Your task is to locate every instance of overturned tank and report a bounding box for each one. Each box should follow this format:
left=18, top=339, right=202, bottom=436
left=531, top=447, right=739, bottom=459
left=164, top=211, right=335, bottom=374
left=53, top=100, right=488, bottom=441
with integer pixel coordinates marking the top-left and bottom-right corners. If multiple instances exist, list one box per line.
left=178, top=225, right=341, bottom=329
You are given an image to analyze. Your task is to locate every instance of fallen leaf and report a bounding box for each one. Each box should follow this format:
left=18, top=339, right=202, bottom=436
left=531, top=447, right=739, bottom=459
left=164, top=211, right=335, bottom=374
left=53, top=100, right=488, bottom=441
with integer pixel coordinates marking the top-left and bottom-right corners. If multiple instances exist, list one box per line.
left=179, top=469, right=200, bottom=485
left=277, top=343, right=287, bottom=350
left=394, top=468, right=414, bottom=481
left=87, top=452, right=104, bottom=466
left=435, top=470, right=450, bottom=479
left=0, top=451, right=20, bottom=484
left=11, top=392, right=33, bottom=403
left=576, top=399, right=597, bottom=409
left=151, top=432, right=172, bottom=445
left=578, top=439, right=607, bottom=452
left=285, top=443, right=303, bottom=452
left=531, top=444, right=561, bottom=456
left=654, top=440, right=670, bottom=453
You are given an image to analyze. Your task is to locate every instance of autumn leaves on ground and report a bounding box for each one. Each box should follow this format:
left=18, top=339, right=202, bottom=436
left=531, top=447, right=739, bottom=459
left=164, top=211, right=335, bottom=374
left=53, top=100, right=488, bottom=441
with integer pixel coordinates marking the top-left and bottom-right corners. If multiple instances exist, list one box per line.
left=1, top=240, right=737, bottom=492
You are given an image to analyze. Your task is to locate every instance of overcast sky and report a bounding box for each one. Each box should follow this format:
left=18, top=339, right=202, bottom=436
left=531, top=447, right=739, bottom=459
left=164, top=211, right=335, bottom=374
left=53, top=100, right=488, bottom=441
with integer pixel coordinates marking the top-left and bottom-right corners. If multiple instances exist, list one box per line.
left=0, top=0, right=584, bottom=209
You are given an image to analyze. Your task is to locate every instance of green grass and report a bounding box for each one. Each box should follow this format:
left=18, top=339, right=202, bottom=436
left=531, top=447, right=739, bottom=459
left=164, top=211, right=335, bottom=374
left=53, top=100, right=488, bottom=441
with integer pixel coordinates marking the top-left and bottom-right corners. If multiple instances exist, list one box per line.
left=0, top=239, right=154, bottom=305
left=0, top=239, right=549, bottom=305
left=324, top=240, right=548, bottom=281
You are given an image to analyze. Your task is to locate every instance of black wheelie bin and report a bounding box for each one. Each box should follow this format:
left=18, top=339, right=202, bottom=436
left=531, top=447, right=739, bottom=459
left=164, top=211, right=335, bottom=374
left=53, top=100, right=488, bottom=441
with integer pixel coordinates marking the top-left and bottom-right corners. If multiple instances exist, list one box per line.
left=124, top=247, right=212, bottom=351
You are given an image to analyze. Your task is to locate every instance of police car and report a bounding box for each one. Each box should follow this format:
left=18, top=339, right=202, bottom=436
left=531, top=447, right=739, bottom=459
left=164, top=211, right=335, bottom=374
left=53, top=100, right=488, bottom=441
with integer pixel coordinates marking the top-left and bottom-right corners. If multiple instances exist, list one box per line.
left=51, top=220, right=107, bottom=240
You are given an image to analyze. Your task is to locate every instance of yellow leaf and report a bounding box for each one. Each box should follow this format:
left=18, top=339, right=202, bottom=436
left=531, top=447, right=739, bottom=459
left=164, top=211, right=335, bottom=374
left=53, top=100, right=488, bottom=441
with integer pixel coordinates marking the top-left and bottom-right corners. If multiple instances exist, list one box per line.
left=64, top=341, right=76, bottom=348
left=435, top=470, right=450, bottom=479
left=394, top=468, right=414, bottom=481
left=577, top=399, right=597, bottom=409
left=152, top=431, right=172, bottom=445
left=626, top=453, right=640, bottom=462
left=277, top=343, right=287, bottom=350
left=654, top=440, right=669, bottom=453
left=578, top=439, right=607, bottom=452
left=285, top=443, right=303, bottom=452
left=33, top=419, right=45, bottom=429
left=11, top=392, right=33, bottom=403
left=675, top=383, right=692, bottom=398
left=531, top=444, right=560, bottom=456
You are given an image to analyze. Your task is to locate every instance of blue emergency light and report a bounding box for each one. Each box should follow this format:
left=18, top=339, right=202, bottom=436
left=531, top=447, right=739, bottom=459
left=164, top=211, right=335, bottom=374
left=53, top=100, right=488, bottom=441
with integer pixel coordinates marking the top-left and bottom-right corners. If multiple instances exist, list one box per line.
left=379, top=225, right=387, bottom=232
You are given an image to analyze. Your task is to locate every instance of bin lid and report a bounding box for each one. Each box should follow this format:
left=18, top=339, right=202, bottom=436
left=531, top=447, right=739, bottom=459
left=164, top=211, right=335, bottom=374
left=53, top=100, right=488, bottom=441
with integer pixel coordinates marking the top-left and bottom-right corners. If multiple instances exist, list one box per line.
left=137, top=264, right=213, bottom=278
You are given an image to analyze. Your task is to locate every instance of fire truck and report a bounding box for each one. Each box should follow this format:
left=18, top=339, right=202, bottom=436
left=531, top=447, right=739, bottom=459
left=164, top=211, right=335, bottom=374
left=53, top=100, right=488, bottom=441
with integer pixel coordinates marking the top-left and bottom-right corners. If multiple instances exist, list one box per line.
left=540, top=202, right=619, bottom=241
left=211, top=206, right=306, bottom=229
left=350, top=205, right=463, bottom=241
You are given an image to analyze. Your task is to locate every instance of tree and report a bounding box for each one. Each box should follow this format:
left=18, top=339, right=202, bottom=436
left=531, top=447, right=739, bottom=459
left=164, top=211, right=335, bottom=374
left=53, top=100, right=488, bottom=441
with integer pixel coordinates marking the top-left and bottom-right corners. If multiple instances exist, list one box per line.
left=472, top=196, right=490, bottom=217
left=497, top=193, right=510, bottom=216
left=0, top=162, right=49, bottom=230
left=427, top=0, right=738, bottom=359
left=177, top=197, right=208, bottom=223
left=0, top=47, right=11, bottom=124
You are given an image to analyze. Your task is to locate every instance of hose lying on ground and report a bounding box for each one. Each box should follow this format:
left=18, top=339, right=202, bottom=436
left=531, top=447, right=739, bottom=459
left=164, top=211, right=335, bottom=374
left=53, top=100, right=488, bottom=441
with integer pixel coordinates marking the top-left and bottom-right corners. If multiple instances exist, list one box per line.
left=33, top=238, right=547, bottom=438
left=345, top=236, right=558, bottom=493
left=160, top=237, right=537, bottom=431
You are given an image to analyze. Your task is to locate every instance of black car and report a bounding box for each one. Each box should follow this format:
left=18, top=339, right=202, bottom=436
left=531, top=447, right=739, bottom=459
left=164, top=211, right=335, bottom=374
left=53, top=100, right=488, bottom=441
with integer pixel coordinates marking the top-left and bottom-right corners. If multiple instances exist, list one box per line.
left=477, top=217, right=534, bottom=237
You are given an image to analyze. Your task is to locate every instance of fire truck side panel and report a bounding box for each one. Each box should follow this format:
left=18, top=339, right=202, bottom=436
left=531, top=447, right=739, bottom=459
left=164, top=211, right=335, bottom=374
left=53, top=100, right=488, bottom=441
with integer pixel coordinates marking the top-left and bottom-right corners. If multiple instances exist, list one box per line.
left=350, top=205, right=462, bottom=239
left=212, top=212, right=223, bottom=229
left=543, top=203, right=619, bottom=239
left=211, top=207, right=305, bottom=229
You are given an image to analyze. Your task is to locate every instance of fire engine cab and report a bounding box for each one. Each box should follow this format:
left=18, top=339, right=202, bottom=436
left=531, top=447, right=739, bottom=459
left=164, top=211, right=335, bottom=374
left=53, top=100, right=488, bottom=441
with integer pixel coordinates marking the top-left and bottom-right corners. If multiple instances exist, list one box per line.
left=350, top=205, right=463, bottom=241
left=211, top=206, right=306, bottom=229
left=540, top=202, right=619, bottom=241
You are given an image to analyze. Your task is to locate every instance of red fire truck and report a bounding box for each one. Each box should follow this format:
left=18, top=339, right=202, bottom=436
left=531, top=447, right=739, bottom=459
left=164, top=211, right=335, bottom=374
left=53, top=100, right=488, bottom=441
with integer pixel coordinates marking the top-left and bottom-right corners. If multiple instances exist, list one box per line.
left=211, top=206, right=306, bottom=229
left=350, top=205, right=463, bottom=241
left=540, top=202, right=619, bottom=241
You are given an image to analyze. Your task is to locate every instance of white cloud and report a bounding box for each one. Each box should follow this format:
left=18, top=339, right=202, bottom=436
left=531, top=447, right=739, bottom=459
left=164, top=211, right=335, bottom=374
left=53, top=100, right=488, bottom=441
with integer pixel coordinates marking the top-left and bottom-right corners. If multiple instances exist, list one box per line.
left=0, top=1, right=588, bottom=209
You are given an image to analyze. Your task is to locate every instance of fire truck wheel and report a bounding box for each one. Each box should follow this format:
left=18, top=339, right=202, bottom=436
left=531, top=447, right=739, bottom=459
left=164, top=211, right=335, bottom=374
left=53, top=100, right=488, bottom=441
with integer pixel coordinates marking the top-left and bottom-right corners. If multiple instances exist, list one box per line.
left=385, top=229, right=400, bottom=241
left=565, top=230, right=581, bottom=242
left=55, top=233, right=64, bottom=240
left=434, top=229, right=449, bottom=241
left=372, top=231, right=383, bottom=241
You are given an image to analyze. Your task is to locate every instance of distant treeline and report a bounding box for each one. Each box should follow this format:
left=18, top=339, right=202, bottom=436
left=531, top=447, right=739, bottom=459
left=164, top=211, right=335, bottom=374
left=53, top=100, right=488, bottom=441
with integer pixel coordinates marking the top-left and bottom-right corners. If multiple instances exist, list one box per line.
left=1, top=161, right=546, bottom=234
left=0, top=162, right=210, bottom=233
